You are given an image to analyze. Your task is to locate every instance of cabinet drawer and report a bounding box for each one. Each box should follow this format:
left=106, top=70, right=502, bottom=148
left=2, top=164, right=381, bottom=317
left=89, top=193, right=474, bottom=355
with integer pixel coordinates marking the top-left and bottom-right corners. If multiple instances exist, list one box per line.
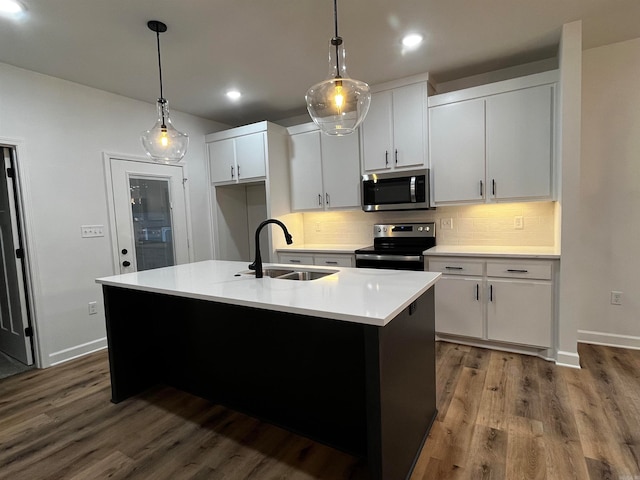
left=486, top=261, right=552, bottom=280
left=279, top=253, right=314, bottom=266
left=314, top=255, right=354, bottom=268
left=429, top=259, right=484, bottom=276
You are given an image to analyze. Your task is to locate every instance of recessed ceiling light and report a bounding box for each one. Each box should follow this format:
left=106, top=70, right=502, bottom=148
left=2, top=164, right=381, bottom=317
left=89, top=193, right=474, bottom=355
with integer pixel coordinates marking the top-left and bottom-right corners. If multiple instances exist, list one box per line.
left=402, top=33, right=423, bottom=48
left=226, top=90, right=241, bottom=100
left=0, top=0, right=23, bottom=14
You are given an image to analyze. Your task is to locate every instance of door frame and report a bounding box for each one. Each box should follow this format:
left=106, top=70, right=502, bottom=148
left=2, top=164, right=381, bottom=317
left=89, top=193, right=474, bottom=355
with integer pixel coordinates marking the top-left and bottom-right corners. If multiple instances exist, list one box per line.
left=0, top=137, right=40, bottom=367
left=102, top=152, right=194, bottom=275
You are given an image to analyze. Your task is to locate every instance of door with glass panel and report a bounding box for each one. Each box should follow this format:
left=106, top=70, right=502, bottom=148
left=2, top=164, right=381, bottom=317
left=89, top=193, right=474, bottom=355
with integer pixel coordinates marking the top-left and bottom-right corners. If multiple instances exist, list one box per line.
left=109, top=158, right=190, bottom=274
left=0, top=146, right=33, bottom=365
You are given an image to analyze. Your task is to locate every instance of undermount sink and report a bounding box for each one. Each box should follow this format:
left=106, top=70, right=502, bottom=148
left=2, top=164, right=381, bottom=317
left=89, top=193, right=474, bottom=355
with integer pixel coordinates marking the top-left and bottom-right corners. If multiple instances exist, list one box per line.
left=239, top=268, right=337, bottom=281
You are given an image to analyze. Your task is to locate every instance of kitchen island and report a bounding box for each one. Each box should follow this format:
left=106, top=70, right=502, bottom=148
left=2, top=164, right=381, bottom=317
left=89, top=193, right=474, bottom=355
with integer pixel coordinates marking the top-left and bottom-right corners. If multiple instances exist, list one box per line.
left=97, top=260, right=440, bottom=480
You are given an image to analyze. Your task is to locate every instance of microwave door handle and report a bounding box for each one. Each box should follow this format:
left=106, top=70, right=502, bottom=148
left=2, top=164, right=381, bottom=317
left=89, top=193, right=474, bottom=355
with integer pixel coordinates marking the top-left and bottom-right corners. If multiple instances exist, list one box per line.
left=410, top=176, right=417, bottom=203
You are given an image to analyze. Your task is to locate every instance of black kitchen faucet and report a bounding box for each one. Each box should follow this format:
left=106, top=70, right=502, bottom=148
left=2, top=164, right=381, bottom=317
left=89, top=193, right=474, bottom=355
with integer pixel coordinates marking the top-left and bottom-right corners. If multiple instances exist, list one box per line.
left=249, top=219, right=293, bottom=278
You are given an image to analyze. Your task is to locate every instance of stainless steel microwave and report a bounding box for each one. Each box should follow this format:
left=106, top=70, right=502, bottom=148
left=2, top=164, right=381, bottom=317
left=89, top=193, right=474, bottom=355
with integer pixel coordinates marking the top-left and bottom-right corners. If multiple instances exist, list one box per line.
left=362, top=169, right=431, bottom=211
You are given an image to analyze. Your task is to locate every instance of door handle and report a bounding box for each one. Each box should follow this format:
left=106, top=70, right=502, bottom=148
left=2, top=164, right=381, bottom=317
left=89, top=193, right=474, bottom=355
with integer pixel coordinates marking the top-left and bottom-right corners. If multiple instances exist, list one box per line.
left=122, top=260, right=131, bottom=267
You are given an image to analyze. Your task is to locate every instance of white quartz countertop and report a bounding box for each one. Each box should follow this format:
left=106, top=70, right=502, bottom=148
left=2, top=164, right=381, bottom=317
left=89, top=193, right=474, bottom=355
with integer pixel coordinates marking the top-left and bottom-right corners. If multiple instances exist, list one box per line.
left=276, top=244, right=368, bottom=254
left=424, top=245, right=560, bottom=259
left=96, top=260, right=440, bottom=327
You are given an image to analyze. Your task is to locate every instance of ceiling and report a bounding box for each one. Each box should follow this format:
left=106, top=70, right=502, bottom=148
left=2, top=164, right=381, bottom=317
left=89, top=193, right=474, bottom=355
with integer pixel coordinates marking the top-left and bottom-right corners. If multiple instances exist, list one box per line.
left=2, top=0, right=640, bottom=127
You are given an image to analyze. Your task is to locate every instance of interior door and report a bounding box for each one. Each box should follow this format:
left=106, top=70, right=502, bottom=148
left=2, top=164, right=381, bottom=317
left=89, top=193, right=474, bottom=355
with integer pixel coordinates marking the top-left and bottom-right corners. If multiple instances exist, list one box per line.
left=0, top=146, right=33, bottom=365
left=109, top=158, right=190, bottom=274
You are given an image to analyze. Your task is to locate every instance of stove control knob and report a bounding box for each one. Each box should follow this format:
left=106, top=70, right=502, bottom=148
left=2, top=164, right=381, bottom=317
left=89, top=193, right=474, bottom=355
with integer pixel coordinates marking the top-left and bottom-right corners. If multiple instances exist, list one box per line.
left=376, top=227, right=381, bottom=233
left=383, top=227, right=387, bottom=232
left=426, top=226, right=430, bottom=231
left=418, top=226, right=423, bottom=231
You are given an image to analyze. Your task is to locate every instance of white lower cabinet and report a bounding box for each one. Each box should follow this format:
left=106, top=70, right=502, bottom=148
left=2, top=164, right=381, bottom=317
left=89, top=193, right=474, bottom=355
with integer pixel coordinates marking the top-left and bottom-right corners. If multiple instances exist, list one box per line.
left=429, top=256, right=555, bottom=350
left=487, top=279, right=552, bottom=347
left=435, top=277, right=483, bottom=338
left=279, top=252, right=355, bottom=268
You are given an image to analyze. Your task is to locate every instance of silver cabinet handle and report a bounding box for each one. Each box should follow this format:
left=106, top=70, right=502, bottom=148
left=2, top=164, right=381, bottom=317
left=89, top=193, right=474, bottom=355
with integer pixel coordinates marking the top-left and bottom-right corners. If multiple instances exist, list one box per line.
left=445, top=266, right=463, bottom=270
left=289, top=259, right=301, bottom=263
left=231, top=165, right=234, bottom=178
left=237, top=165, right=240, bottom=178
left=507, top=269, right=529, bottom=273
left=385, top=150, right=389, bottom=167
left=325, top=261, right=338, bottom=265
left=318, top=194, right=322, bottom=206
left=480, top=180, right=483, bottom=197
left=492, top=179, right=496, bottom=196
left=326, top=193, right=330, bottom=205
left=395, top=149, right=398, bottom=164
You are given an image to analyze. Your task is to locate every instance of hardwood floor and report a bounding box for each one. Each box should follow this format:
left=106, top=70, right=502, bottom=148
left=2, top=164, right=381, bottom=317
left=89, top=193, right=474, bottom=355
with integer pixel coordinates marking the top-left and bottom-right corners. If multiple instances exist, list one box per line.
left=0, top=342, right=638, bottom=479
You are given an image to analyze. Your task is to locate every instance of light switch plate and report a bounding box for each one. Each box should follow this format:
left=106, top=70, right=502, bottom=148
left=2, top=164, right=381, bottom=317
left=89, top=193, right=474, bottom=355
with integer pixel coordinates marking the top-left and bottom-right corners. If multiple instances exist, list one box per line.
left=81, top=225, right=104, bottom=238
left=441, top=218, right=453, bottom=230
left=514, top=216, right=524, bottom=230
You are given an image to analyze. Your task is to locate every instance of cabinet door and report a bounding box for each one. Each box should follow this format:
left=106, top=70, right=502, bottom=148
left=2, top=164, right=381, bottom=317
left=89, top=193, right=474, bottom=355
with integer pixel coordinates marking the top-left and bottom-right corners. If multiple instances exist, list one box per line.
left=487, top=279, right=552, bottom=347
left=429, top=99, right=486, bottom=204
left=361, top=90, right=393, bottom=172
left=208, top=139, right=236, bottom=184
left=321, top=133, right=361, bottom=209
left=486, top=85, right=553, bottom=200
left=235, top=132, right=266, bottom=181
left=289, top=131, right=324, bottom=211
left=435, top=277, right=483, bottom=338
left=392, top=82, right=426, bottom=169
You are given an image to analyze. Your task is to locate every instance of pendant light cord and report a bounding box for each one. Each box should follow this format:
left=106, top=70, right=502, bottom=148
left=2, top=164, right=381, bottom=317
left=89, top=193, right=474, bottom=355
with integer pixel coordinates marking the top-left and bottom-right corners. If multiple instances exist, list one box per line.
left=155, top=28, right=166, bottom=126
left=332, top=0, right=342, bottom=79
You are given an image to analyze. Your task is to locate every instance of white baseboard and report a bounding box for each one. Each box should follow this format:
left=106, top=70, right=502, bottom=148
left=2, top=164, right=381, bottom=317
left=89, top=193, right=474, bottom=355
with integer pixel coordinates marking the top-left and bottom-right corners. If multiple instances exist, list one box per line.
left=578, top=330, right=640, bottom=351
left=48, top=337, right=108, bottom=367
left=555, top=350, right=581, bottom=369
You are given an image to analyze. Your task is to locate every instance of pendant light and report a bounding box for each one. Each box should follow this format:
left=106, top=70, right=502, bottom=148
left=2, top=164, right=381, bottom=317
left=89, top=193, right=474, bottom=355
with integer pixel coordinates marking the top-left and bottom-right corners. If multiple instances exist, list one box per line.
left=141, top=20, right=189, bottom=163
left=305, top=0, right=371, bottom=136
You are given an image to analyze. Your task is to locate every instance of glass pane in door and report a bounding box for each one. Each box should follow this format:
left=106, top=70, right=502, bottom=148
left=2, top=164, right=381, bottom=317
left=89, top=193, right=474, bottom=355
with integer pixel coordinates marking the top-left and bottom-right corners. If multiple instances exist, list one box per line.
left=129, top=177, right=175, bottom=271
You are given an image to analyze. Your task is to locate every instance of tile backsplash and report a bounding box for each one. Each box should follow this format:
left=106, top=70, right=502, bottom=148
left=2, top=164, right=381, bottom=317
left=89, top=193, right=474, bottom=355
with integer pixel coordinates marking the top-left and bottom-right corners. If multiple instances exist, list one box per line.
left=302, top=202, right=555, bottom=246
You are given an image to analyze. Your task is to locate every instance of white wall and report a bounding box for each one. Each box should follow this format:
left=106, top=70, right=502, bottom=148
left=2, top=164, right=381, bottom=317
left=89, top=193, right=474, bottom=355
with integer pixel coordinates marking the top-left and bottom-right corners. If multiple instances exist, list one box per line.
left=0, top=62, right=226, bottom=367
left=579, top=38, right=640, bottom=349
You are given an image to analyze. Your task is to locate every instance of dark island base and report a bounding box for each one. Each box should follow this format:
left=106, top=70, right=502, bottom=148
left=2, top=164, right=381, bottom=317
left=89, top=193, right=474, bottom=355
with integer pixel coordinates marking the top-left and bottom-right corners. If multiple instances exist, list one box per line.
left=103, top=286, right=436, bottom=480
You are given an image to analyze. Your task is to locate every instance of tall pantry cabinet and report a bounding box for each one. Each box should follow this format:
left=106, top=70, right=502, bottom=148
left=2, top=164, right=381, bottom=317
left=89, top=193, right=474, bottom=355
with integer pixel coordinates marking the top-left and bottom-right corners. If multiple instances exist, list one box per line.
left=206, top=121, right=291, bottom=264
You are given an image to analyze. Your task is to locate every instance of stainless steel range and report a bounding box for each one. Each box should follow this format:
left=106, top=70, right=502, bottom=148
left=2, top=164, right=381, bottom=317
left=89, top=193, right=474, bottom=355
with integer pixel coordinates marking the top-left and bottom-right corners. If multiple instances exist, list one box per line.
left=355, top=222, right=436, bottom=271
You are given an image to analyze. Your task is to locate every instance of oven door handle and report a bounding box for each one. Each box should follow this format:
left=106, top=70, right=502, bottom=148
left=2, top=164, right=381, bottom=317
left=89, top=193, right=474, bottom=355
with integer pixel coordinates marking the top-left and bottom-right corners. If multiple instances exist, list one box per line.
left=355, top=253, right=423, bottom=262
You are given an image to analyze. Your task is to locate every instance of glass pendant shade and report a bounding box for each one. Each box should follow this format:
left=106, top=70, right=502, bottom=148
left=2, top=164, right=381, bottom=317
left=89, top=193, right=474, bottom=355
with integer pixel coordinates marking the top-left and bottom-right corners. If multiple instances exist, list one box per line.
left=306, top=39, right=371, bottom=136
left=141, top=99, right=189, bottom=163
left=141, top=20, right=189, bottom=163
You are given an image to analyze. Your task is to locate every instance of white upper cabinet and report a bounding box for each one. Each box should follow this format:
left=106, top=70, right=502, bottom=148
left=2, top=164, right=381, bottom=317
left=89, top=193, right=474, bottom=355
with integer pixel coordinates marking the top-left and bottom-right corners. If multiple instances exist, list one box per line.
left=486, top=85, right=553, bottom=200
left=428, top=71, right=557, bottom=206
left=320, top=133, right=360, bottom=209
left=289, top=130, right=324, bottom=211
left=208, top=131, right=266, bottom=184
left=361, top=81, right=427, bottom=173
left=430, top=98, right=485, bottom=203
left=288, top=124, right=361, bottom=211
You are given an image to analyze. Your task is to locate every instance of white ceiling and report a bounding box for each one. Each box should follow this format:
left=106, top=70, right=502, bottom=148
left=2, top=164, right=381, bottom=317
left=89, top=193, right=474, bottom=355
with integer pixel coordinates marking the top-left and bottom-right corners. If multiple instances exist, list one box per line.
left=2, top=0, right=640, bottom=126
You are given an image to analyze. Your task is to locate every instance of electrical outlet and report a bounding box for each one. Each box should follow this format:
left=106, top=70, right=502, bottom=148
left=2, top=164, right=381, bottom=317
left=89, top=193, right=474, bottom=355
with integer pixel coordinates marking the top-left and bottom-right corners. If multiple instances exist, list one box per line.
left=514, top=216, right=524, bottom=230
left=81, top=225, right=105, bottom=238
left=88, top=301, right=98, bottom=315
left=440, top=218, right=453, bottom=230
left=610, top=291, right=623, bottom=305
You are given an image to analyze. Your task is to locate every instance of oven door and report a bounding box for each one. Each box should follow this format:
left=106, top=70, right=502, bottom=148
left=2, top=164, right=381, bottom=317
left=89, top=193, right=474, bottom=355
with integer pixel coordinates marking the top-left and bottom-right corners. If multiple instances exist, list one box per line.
left=355, top=253, right=425, bottom=271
